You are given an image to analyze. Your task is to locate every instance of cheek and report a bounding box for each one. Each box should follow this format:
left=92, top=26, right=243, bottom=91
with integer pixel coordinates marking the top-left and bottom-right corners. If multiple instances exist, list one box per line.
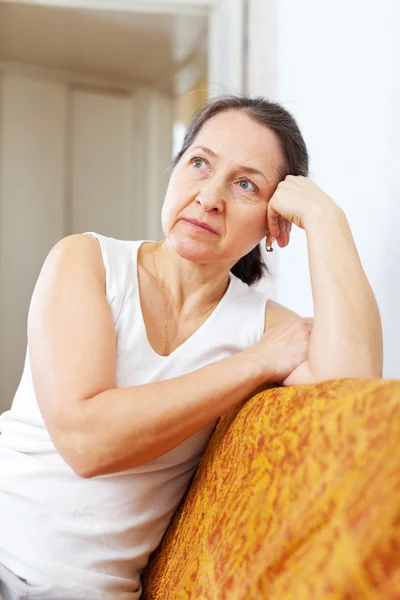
left=232, top=203, right=268, bottom=239
left=163, top=164, right=200, bottom=207
left=161, top=176, right=189, bottom=233
left=161, top=189, right=175, bottom=235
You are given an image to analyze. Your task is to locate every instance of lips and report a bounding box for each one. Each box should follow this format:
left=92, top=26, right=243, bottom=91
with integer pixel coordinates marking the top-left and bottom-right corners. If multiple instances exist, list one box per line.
left=182, top=218, right=218, bottom=234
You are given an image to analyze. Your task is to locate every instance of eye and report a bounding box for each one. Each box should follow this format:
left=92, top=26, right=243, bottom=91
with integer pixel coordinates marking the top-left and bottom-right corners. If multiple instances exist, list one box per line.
left=237, top=179, right=257, bottom=193
left=190, top=156, right=208, bottom=171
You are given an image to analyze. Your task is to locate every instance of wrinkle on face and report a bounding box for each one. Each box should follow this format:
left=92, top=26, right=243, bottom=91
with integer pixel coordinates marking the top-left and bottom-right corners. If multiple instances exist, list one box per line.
left=162, top=110, right=285, bottom=266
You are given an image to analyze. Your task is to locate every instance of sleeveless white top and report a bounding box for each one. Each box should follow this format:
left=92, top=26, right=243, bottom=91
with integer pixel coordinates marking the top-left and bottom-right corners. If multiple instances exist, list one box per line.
left=0, top=233, right=268, bottom=599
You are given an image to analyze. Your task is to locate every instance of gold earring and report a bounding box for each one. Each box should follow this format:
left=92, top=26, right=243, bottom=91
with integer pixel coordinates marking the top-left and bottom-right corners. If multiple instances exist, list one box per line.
left=265, top=237, right=274, bottom=253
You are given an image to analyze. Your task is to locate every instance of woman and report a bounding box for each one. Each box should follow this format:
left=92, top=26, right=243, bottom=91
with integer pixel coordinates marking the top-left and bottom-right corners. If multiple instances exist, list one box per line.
left=0, top=96, right=382, bottom=599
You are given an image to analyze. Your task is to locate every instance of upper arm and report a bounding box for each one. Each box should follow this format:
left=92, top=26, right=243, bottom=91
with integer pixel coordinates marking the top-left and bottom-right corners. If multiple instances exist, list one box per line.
left=264, top=299, right=316, bottom=386
left=28, top=234, right=117, bottom=465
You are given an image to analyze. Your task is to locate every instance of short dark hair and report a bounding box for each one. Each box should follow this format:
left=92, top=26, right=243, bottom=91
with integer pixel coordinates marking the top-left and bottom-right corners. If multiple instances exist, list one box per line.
left=172, top=96, right=309, bottom=285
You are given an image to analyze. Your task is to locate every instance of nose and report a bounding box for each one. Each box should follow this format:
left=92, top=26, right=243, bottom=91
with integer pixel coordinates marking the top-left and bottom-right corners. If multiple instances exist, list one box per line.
left=195, top=178, right=225, bottom=213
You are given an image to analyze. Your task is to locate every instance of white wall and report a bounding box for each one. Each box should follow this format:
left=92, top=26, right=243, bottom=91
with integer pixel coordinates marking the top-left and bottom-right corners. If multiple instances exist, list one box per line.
left=132, top=87, right=174, bottom=241
left=0, top=67, right=172, bottom=412
left=0, top=73, right=67, bottom=411
left=71, top=86, right=171, bottom=242
left=208, top=0, right=245, bottom=96
left=71, top=88, right=135, bottom=239
left=248, top=0, right=400, bottom=379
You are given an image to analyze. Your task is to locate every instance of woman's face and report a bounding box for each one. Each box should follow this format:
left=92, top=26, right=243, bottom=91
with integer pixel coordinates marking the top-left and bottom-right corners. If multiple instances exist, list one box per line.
left=161, top=109, right=285, bottom=267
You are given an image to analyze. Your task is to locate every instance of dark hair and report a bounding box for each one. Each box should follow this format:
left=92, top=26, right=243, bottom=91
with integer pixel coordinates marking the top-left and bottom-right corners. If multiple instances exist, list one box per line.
left=172, top=96, right=309, bottom=285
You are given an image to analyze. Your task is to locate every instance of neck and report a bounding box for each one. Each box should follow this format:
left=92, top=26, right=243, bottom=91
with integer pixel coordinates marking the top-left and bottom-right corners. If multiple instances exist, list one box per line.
left=153, top=240, right=232, bottom=317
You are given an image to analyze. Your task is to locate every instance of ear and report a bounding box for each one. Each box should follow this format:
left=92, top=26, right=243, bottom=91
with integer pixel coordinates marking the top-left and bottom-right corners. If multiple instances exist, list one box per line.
left=265, top=232, right=274, bottom=248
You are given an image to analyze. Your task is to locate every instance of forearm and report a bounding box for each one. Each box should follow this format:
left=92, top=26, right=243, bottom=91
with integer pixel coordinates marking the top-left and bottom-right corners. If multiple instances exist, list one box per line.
left=305, top=205, right=383, bottom=380
left=66, top=350, right=265, bottom=477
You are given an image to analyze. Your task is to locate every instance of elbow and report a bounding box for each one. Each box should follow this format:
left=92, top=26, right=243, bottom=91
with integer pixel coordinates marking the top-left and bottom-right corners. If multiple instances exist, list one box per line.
left=60, top=448, right=99, bottom=479
left=285, top=358, right=383, bottom=388
left=60, top=438, right=140, bottom=478
left=356, top=361, right=383, bottom=379
left=66, top=439, right=112, bottom=478
left=308, top=363, right=383, bottom=383
left=354, top=367, right=383, bottom=380
left=50, top=410, right=143, bottom=477
left=55, top=430, right=102, bottom=479
left=70, top=459, right=99, bottom=479
left=50, top=405, right=114, bottom=478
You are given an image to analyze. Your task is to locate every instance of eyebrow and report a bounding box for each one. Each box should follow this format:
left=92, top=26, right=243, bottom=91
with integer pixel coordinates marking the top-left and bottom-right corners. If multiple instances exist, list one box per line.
left=191, top=145, right=270, bottom=185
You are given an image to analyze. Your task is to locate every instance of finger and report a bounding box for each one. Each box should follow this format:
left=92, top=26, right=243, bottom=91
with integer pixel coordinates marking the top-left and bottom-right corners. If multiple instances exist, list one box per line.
left=285, top=219, right=291, bottom=246
left=277, top=216, right=287, bottom=247
left=267, top=203, right=281, bottom=240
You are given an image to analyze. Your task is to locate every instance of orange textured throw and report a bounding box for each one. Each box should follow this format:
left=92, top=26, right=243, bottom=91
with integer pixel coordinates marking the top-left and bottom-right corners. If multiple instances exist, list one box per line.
left=142, top=378, right=400, bottom=599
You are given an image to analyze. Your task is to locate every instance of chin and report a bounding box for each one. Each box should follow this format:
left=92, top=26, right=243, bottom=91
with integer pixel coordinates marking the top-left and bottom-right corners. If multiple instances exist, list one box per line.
left=167, top=233, right=220, bottom=264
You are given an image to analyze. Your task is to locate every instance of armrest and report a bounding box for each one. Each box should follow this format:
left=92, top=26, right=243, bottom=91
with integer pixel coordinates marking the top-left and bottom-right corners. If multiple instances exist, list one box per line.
left=142, top=378, right=400, bottom=600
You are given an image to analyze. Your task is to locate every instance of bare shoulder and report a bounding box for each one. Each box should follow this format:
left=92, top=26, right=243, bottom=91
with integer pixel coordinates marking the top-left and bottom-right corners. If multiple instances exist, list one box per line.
left=47, top=233, right=104, bottom=271
left=37, top=234, right=106, bottom=292
left=264, top=299, right=302, bottom=332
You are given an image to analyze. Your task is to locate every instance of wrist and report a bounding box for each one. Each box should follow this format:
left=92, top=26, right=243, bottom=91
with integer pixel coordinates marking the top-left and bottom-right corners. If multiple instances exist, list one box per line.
left=303, top=201, right=345, bottom=230
left=239, top=348, right=272, bottom=387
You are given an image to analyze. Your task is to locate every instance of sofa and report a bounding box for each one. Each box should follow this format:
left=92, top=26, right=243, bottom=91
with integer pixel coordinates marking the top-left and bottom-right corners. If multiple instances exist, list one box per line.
left=141, top=378, right=400, bottom=599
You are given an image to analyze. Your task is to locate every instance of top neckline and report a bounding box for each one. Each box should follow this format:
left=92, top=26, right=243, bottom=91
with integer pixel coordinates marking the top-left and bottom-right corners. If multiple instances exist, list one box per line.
left=134, top=240, right=234, bottom=360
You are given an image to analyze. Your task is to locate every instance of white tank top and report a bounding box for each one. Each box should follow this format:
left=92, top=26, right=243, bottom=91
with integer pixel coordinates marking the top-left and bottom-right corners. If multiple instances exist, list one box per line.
left=0, top=233, right=268, bottom=599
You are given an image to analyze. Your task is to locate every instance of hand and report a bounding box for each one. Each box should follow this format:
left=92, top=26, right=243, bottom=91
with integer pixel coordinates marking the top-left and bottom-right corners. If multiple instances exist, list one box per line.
left=266, top=176, right=337, bottom=249
left=244, top=318, right=313, bottom=384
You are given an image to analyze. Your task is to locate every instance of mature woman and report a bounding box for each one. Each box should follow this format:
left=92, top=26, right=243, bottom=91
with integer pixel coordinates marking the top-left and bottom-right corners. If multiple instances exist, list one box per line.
left=0, top=96, right=382, bottom=599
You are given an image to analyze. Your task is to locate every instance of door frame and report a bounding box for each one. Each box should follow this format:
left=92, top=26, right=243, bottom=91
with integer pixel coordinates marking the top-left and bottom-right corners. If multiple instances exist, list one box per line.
left=1, top=0, right=247, bottom=96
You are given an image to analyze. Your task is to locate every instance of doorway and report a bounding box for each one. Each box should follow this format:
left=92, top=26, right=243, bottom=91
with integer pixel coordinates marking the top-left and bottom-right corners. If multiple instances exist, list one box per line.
left=0, top=0, right=247, bottom=412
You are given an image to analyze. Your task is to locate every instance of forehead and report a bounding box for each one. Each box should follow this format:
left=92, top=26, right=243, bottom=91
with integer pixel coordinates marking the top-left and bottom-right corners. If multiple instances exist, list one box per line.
left=192, top=110, right=284, bottom=174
